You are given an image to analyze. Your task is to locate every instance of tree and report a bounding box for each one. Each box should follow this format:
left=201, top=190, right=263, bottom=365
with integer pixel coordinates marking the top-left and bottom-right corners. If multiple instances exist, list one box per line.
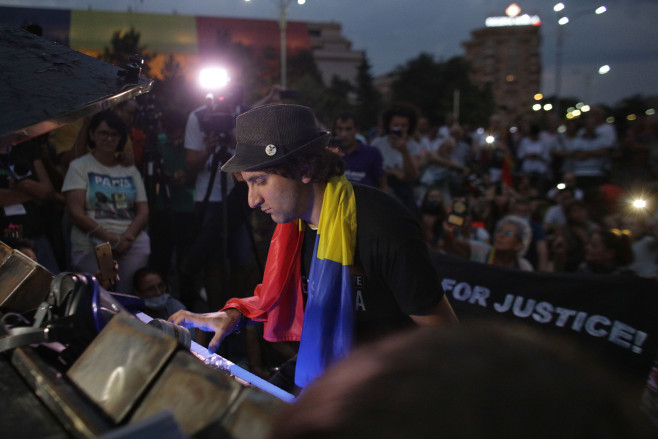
left=99, top=27, right=156, bottom=76
left=354, top=57, right=382, bottom=132
left=151, top=54, right=195, bottom=114
left=390, top=53, right=494, bottom=127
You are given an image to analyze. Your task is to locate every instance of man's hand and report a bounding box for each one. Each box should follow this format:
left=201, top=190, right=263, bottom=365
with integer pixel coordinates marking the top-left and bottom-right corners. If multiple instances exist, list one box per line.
left=168, top=308, right=243, bottom=354
left=389, top=133, right=408, bottom=153
left=203, top=133, right=220, bottom=154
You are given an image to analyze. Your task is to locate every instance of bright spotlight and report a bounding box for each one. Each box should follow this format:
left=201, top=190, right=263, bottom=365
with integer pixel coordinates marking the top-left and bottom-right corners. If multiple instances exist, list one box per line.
left=199, top=67, right=230, bottom=90
left=632, top=199, right=647, bottom=209
left=554, top=3, right=565, bottom=12
left=598, top=65, right=611, bottom=75
left=595, top=6, right=607, bottom=14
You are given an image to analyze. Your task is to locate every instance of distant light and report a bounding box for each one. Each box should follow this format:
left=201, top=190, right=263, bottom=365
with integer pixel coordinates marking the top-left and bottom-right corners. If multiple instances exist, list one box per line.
left=558, top=16, right=569, bottom=25
left=576, top=102, right=584, bottom=109
left=544, top=103, right=553, bottom=111
left=606, top=116, right=615, bottom=123
left=298, top=0, right=306, bottom=4
left=557, top=125, right=567, bottom=134
left=581, top=105, right=591, bottom=112
left=598, top=64, right=611, bottom=75
left=534, top=93, right=543, bottom=101
left=646, top=108, right=656, bottom=116
left=506, top=74, right=515, bottom=82
left=532, top=104, right=541, bottom=111
left=627, top=114, right=637, bottom=121
left=485, top=135, right=495, bottom=144
left=506, top=3, right=522, bottom=17
left=595, top=6, right=607, bottom=14
left=556, top=183, right=566, bottom=190
left=510, top=126, right=518, bottom=134
left=566, top=112, right=575, bottom=119
left=485, top=14, right=541, bottom=27
left=554, top=3, right=565, bottom=12
left=199, top=67, right=230, bottom=90
left=573, top=109, right=581, bottom=117
left=567, top=107, right=576, bottom=113
left=633, top=199, right=647, bottom=209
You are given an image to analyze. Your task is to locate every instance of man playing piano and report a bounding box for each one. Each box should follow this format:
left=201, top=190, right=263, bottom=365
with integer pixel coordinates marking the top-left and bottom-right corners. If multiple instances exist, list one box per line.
left=169, top=104, right=458, bottom=393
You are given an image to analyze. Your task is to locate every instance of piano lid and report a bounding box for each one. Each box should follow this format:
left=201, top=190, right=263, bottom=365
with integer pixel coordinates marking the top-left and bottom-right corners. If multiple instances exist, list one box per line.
left=0, top=22, right=153, bottom=148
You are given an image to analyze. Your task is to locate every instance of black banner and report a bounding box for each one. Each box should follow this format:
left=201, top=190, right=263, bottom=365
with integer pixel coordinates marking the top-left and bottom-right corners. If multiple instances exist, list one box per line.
left=430, top=251, right=658, bottom=385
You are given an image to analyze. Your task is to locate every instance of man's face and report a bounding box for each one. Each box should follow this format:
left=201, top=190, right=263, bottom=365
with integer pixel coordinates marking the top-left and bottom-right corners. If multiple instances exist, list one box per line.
left=241, top=171, right=312, bottom=224
left=334, top=118, right=357, bottom=148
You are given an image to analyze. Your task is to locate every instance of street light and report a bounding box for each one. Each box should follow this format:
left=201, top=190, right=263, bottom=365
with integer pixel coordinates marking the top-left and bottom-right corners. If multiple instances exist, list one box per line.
left=553, top=3, right=606, bottom=115
left=578, top=64, right=611, bottom=104
left=245, top=0, right=305, bottom=89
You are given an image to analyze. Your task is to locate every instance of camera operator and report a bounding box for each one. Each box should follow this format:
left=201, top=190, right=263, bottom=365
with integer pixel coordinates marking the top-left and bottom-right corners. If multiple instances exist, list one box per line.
left=181, top=86, right=283, bottom=313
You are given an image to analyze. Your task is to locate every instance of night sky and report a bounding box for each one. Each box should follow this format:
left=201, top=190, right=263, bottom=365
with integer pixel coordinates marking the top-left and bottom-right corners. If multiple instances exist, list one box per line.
left=1, top=0, right=656, bottom=106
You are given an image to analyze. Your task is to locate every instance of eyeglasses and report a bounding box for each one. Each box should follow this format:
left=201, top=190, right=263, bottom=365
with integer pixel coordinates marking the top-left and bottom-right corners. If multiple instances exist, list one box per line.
left=95, top=130, right=120, bottom=140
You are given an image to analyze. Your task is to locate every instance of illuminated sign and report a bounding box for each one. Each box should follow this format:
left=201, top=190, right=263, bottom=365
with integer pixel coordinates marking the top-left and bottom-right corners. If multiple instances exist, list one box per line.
left=486, top=3, right=541, bottom=27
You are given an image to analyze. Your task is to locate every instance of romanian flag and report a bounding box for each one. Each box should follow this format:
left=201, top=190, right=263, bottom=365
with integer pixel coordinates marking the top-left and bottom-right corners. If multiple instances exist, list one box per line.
left=295, top=175, right=357, bottom=387
left=222, top=175, right=357, bottom=387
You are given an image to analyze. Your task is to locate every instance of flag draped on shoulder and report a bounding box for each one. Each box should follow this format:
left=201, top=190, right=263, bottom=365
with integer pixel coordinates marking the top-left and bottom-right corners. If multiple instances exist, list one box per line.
left=295, top=175, right=357, bottom=387
left=222, top=175, right=357, bottom=387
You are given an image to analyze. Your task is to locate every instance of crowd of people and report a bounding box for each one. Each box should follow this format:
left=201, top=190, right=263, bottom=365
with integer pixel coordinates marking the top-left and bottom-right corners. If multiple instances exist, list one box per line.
left=2, top=90, right=658, bottom=431
left=337, top=103, right=658, bottom=278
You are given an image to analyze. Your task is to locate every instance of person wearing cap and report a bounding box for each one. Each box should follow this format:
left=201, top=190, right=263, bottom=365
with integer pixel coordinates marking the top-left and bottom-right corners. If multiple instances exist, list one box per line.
left=169, top=104, right=458, bottom=392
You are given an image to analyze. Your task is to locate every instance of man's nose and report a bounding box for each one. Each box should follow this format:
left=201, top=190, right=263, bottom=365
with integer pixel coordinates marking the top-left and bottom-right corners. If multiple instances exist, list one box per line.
left=248, top=187, right=263, bottom=209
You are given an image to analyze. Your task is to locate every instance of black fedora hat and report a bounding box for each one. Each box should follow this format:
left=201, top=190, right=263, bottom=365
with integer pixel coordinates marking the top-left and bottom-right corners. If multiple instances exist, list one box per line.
left=221, top=104, right=330, bottom=173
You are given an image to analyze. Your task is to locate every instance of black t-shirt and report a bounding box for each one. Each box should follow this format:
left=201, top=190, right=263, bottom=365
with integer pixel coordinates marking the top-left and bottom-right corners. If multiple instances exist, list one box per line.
left=0, top=140, right=45, bottom=237
left=301, top=184, right=444, bottom=345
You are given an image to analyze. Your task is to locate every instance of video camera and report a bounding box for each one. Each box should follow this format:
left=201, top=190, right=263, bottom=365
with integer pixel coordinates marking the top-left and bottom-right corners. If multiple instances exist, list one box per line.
left=197, top=67, right=245, bottom=140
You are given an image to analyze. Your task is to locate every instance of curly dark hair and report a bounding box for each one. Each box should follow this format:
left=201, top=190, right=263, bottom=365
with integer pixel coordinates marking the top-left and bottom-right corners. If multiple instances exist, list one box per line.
left=255, top=146, right=345, bottom=183
left=381, top=103, right=420, bottom=135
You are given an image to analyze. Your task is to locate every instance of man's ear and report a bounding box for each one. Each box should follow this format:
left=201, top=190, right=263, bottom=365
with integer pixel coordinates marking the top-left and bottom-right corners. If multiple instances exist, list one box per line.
left=300, top=164, right=312, bottom=184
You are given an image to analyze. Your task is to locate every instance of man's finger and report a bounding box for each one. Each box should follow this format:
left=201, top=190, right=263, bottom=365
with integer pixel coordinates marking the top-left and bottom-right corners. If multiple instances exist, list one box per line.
left=208, top=331, right=226, bottom=354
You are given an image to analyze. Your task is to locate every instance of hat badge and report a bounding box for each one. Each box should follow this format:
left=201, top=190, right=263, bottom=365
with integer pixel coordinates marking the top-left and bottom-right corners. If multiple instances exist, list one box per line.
left=265, top=144, right=277, bottom=156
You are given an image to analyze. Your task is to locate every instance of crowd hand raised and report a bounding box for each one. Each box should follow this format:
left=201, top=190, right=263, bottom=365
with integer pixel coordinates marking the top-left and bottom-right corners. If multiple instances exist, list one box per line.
left=389, top=133, right=407, bottom=152
left=95, top=260, right=119, bottom=290
left=168, top=308, right=243, bottom=354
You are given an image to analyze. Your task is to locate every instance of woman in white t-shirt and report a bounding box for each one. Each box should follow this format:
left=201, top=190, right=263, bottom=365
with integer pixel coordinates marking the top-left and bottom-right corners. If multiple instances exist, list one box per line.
left=61, top=110, right=150, bottom=294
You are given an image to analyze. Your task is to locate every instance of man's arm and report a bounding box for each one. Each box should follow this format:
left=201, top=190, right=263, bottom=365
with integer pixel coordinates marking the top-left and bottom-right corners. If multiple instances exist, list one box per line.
left=410, top=296, right=458, bottom=326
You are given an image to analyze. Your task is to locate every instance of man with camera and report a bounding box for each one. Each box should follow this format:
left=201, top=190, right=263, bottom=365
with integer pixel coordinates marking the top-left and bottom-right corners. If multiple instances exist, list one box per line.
left=371, top=104, right=422, bottom=217
left=182, top=86, right=285, bottom=312
left=181, top=93, right=251, bottom=312
left=170, top=104, right=458, bottom=393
